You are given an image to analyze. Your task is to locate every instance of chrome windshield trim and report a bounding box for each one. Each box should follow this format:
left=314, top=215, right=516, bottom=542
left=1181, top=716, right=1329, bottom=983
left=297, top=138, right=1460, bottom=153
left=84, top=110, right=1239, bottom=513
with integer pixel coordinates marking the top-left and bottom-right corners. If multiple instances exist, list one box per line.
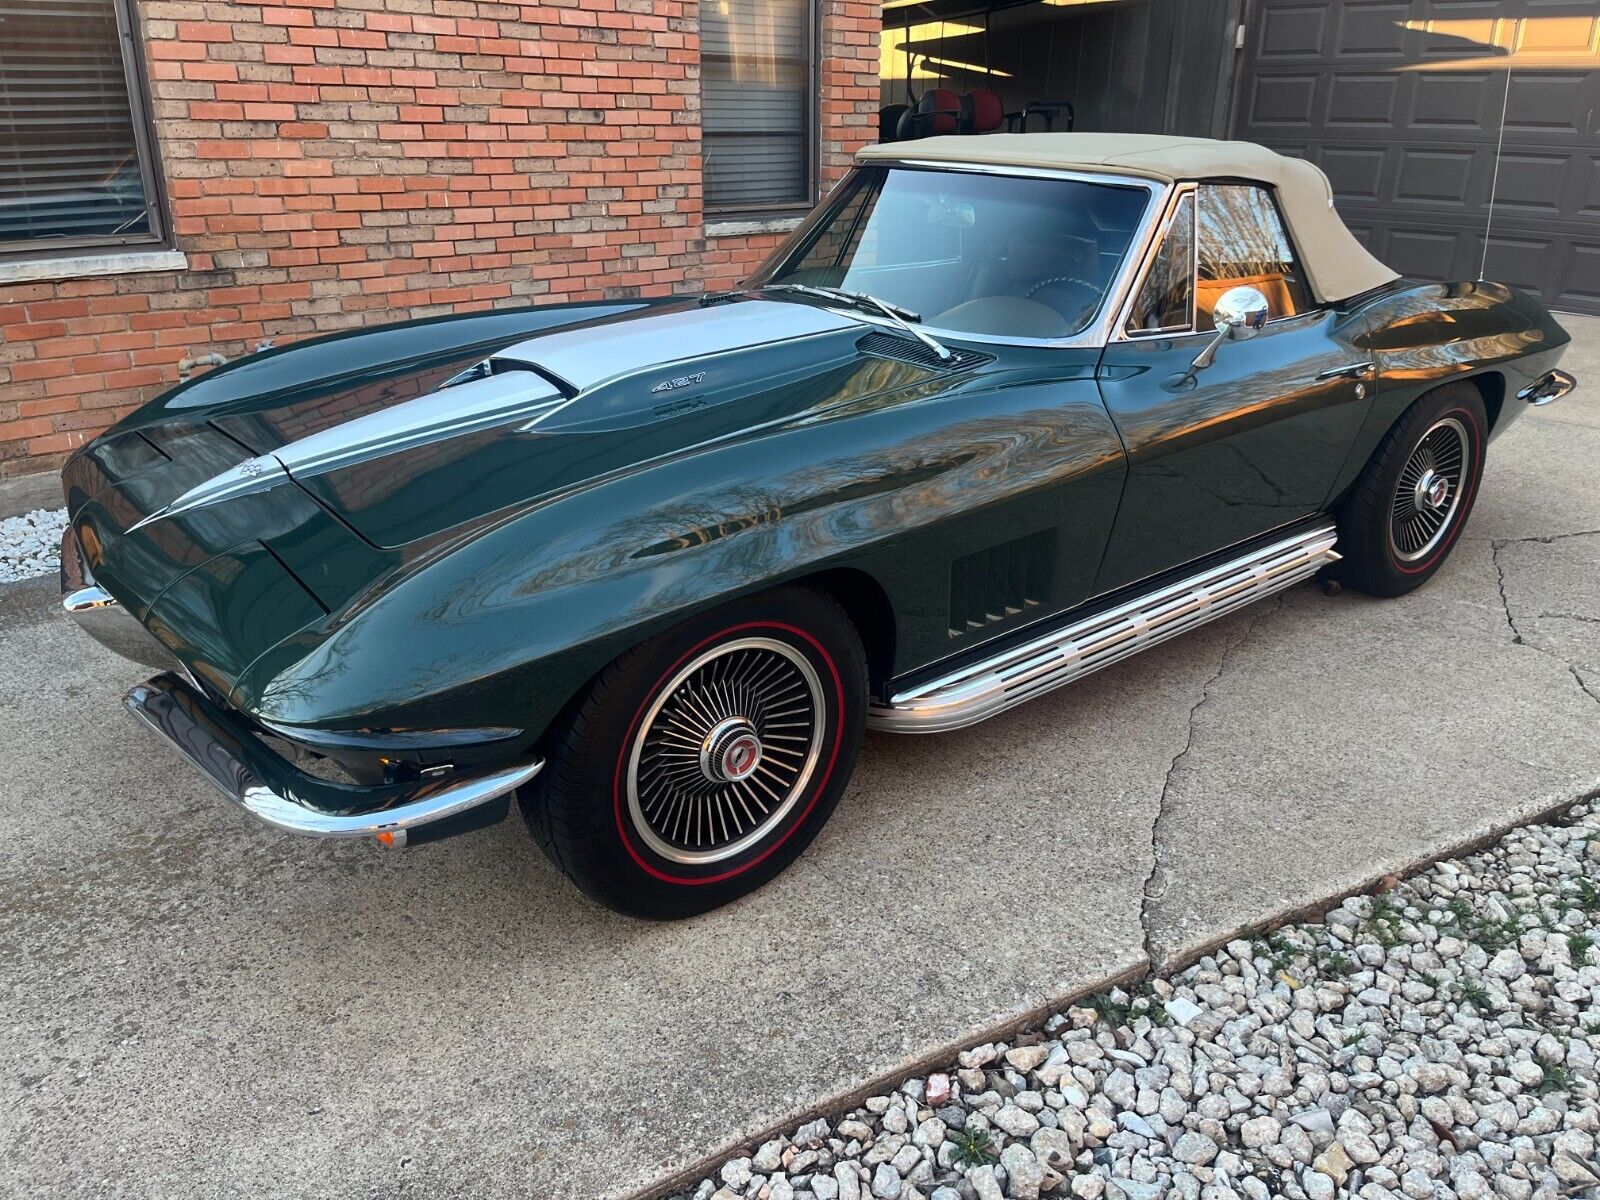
left=749, top=161, right=1168, bottom=351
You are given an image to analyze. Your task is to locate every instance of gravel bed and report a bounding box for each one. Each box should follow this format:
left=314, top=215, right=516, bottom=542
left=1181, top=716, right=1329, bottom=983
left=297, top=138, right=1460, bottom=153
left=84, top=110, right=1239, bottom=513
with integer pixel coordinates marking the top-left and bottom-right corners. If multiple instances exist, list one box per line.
left=667, top=802, right=1600, bottom=1200
left=0, top=507, right=67, bottom=584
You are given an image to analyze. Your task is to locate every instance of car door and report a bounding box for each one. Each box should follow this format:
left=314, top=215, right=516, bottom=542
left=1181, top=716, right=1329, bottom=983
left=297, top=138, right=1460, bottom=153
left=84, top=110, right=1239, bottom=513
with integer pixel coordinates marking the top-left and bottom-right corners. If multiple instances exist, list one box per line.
left=1092, top=182, right=1374, bottom=594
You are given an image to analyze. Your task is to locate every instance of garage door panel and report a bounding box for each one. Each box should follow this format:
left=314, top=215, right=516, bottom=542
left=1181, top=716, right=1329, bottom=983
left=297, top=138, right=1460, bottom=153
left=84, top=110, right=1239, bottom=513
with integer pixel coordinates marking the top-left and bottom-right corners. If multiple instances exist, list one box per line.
left=1335, top=3, right=1415, bottom=57
left=1378, top=225, right=1466, bottom=281
left=1483, top=234, right=1563, bottom=295
left=1507, top=73, right=1598, bottom=140
left=1492, top=153, right=1576, bottom=218
left=1248, top=73, right=1321, bottom=127
left=1327, top=73, right=1403, bottom=125
left=1564, top=245, right=1600, bottom=311
left=1258, top=3, right=1328, bottom=59
left=1235, top=0, right=1600, bottom=313
left=1584, top=157, right=1600, bottom=215
left=1395, top=148, right=1480, bottom=205
left=1411, top=71, right=1501, bottom=131
left=1318, top=145, right=1389, bottom=200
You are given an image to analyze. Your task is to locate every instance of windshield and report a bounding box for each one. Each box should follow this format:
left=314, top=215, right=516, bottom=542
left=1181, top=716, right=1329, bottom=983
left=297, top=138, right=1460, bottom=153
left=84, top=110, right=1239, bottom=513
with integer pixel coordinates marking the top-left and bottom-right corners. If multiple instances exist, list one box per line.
left=754, top=166, right=1151, bottom=340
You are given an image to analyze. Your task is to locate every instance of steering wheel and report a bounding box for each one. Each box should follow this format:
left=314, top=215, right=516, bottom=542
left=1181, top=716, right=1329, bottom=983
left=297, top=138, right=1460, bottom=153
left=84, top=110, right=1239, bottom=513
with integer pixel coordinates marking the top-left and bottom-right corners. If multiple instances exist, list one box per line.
left=1025, top=275, right=1100, bottom=299
left=1026, top=276, right=1104, bottom=335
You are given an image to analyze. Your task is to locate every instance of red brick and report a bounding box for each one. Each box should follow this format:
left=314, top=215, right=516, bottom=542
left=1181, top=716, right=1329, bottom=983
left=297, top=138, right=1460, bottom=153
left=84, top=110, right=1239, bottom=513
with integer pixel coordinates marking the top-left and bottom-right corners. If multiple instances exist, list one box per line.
left=0, top=0, right=881, bottom=475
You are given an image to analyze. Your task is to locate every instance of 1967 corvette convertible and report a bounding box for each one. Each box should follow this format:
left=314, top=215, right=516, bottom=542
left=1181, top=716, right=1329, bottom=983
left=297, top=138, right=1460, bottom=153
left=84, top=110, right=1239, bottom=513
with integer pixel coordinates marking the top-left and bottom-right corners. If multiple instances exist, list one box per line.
left=60, top=134, right=1576, bottom=916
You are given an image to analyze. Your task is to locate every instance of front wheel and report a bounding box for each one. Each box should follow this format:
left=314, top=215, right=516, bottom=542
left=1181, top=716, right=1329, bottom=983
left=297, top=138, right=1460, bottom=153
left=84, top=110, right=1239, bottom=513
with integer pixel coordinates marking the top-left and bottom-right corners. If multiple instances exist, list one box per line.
left=1333, top=381, right=1487, bottom=598
left=519, top=586, right=866, bottom=918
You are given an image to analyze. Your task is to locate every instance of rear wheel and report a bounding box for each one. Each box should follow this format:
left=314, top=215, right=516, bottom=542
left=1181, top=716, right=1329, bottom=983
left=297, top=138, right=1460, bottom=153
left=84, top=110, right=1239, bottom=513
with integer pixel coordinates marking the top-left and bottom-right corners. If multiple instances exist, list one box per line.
left=1334, top=381, right=1487, bottom=598
left=519, top=586, right=866, bottom=918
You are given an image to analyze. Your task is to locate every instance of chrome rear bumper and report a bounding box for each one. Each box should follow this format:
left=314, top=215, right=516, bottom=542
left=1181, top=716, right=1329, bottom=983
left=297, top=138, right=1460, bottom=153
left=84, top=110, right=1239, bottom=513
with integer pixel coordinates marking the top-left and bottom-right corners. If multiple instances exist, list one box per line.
left=125, top=672, right=542, bottom=846
left=1519, top=369, right=1576, bottom=407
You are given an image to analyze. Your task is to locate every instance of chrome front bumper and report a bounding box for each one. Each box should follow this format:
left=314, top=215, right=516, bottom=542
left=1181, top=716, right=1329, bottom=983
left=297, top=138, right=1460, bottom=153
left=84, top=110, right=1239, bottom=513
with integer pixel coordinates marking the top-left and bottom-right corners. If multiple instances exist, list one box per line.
left=125, top=673, right=542, bottom=846
left=59, top=523, right=177, bottom=670
left=61, top=524, right=540, bottom=845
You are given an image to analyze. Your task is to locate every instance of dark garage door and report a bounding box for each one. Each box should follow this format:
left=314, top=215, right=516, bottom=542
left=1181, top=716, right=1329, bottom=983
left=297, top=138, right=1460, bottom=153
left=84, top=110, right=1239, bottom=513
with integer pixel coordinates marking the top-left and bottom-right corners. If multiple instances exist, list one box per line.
left=1233, top=2, right=1600, bottom=315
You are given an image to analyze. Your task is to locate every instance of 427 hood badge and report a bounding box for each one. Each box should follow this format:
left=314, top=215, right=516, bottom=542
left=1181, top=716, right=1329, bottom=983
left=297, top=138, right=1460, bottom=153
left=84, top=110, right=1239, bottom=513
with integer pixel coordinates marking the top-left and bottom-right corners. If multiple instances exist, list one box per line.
left=650, top=372, right=706, bottom=394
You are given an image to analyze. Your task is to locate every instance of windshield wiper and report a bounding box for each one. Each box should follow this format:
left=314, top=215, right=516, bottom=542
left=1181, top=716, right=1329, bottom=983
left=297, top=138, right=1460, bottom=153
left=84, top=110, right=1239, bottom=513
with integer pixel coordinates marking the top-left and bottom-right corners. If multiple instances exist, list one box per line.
left=762, top=284, right=954, bottom=363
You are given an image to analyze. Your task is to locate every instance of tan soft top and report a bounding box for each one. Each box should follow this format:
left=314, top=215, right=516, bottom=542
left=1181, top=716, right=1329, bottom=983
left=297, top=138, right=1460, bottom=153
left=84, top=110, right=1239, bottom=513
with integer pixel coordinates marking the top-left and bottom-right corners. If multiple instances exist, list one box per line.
left=859, top=133, right=1397, bottom=304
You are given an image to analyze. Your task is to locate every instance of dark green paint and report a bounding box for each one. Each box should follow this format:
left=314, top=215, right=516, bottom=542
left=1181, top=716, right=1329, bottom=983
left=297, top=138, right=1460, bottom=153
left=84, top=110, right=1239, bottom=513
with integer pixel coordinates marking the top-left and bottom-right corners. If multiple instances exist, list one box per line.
left=63, top=277, right=1567, bottom=796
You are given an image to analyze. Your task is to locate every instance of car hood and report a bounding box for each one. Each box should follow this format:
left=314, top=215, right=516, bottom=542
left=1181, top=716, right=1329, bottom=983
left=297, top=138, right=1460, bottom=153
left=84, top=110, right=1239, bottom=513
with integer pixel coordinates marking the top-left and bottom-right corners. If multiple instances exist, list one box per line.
left=122, top=296, right=873, bottom=551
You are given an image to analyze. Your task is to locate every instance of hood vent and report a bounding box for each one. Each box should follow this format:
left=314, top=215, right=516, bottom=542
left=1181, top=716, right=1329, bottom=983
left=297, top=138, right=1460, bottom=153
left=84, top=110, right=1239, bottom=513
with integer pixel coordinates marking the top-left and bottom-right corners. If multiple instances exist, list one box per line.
left=858, top=331, right=990, bottom=373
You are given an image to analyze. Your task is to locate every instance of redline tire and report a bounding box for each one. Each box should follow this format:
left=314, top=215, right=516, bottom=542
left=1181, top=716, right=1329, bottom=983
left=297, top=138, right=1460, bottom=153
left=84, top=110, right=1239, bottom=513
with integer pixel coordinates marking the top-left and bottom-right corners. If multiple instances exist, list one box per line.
left=1334, top=382, right=1487, bottom=598
left=518, top=585, right=866, bottom=918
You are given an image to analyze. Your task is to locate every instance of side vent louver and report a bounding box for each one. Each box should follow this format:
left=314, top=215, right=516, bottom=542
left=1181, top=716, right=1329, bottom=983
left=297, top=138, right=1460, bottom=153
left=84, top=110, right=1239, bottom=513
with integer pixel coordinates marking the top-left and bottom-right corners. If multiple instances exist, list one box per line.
left=858, top=331, right=990, bottom=372
left=949, top=530, right=1054, bottom=637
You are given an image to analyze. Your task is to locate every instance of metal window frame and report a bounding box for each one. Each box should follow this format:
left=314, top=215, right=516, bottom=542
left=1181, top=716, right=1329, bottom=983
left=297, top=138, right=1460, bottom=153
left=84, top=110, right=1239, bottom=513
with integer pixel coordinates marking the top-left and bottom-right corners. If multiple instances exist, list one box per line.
left=1120, top=183, right=1199, bottom=338
left=0, top=0, right=172, bottom=262
left=701, top=0, right=821, bottom=221
left=1112, top=178, right=1319, bottom=343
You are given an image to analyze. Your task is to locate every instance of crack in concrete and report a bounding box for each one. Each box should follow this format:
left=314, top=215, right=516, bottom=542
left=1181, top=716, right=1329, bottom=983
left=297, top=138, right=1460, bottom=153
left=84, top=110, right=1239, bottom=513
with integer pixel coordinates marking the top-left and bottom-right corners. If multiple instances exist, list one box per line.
left=1490, top=540, right=1525, bottom=644
left=1539, top=611, right=1600, bottom=626
left=1140, top=592, right=1287, bottom=974
left=1570, top=666, right=1600, bottom=709
left=1473, top=527, right=1600, bottom=547
left=1490, top=538, right=1600, bottom=711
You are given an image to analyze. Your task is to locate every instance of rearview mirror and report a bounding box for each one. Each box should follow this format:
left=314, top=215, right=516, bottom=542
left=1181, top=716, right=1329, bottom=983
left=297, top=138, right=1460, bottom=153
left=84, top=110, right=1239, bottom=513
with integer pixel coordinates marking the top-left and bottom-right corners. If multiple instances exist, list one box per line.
left=1191, top=285, right=1270, bottom=371
left=926, top=198, right=975, bottom=229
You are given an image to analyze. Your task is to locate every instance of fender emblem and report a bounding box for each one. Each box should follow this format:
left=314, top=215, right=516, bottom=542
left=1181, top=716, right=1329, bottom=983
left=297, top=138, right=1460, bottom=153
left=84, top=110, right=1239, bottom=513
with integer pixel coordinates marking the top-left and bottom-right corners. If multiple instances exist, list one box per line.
left=650, top=372, right=705, bottom=394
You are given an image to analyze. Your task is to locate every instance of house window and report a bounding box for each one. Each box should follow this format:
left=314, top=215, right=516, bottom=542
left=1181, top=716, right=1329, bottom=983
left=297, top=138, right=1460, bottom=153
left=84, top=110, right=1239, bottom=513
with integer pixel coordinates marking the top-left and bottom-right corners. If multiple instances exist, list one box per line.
left=701, top=0, right=817, bottom=216
left=0, top=0, right=166, bottom=258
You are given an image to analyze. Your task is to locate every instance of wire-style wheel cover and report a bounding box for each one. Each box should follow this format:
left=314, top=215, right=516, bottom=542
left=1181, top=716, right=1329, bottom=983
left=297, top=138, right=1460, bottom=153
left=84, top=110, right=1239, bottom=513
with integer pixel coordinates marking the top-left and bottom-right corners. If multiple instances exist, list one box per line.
left=625, top=636, right=825, bottom=865
left=1389, top=416, right=1468, bottom=563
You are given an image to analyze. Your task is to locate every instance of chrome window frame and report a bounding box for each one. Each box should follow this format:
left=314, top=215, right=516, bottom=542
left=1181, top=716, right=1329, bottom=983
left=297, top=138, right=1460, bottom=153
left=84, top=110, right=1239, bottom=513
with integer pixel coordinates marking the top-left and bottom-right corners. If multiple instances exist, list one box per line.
left=1118, top=183, right=1199, bottom=339
left=1111, top=179, right=1320, bottom=344
left=747, top=161, right=1169, bottom=351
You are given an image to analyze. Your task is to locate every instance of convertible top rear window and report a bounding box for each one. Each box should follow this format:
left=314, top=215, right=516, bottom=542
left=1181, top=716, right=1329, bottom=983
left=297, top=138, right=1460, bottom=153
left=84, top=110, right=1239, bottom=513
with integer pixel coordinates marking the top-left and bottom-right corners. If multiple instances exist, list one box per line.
left=757, top=166, right=1149, bottom=340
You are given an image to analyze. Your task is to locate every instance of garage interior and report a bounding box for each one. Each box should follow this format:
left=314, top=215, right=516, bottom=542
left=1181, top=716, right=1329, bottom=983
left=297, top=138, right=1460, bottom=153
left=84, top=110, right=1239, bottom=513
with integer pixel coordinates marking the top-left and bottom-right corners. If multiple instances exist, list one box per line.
left=873, top=1, right=1600, bottom=315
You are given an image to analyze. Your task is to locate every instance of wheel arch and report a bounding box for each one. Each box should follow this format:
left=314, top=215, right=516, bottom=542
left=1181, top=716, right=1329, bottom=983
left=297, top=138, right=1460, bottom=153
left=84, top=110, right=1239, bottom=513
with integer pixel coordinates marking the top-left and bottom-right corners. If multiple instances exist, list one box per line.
left=787, top=566, right=897, bottom=699
left=1466, top=369, right=1506, bottom=433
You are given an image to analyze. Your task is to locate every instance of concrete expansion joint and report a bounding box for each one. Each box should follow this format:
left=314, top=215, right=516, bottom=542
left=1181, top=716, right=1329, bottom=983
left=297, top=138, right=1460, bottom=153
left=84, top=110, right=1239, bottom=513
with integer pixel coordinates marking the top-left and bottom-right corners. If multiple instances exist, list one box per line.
left=1139, top=592, right=1289, bottom=975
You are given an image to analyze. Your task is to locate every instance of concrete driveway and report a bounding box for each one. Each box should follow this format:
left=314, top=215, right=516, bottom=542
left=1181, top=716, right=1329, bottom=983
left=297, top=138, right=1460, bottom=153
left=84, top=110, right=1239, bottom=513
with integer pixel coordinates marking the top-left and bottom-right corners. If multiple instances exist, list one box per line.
left=2, top=319, right=1597, bottom=1200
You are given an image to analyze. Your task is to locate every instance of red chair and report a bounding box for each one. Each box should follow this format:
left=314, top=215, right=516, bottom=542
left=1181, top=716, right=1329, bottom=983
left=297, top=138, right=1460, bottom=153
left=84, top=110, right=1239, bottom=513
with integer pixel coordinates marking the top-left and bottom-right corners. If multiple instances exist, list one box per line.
left=961, top=88, right=1005, bottom=134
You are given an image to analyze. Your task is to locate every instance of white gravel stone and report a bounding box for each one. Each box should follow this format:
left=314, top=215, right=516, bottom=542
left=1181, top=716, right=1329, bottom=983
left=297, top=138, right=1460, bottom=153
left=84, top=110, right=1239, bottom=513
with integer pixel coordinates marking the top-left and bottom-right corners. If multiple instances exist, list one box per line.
left=0, top=507, right=67, bottom=584
left=666, top=801, right=1600, bottom=1200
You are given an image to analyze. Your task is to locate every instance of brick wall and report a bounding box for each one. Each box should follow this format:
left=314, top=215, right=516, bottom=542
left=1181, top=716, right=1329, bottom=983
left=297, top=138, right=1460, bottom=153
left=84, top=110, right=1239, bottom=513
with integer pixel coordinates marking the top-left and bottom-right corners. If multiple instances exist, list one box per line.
left=0, top=0, right=881, bottom=479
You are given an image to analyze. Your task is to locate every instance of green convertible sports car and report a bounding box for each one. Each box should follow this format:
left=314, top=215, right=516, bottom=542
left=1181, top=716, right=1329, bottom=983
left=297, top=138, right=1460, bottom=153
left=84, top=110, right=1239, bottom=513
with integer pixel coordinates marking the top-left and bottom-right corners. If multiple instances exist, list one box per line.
left=60, top=133, right=1576, bottom=916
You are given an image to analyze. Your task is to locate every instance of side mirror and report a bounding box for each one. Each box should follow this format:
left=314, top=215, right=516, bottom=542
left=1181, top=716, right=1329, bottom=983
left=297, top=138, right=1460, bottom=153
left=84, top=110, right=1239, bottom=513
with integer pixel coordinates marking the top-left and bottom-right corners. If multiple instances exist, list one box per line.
left=1190, top=285, right=1270, bottom=372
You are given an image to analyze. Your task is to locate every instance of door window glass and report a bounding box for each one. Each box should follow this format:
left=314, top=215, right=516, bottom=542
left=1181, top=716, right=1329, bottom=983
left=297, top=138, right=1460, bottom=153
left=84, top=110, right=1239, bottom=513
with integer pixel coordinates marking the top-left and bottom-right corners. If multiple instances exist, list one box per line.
left=1125, top=192, right=1194, bottom=334
left=1196, top=184, right=1310, bottom=330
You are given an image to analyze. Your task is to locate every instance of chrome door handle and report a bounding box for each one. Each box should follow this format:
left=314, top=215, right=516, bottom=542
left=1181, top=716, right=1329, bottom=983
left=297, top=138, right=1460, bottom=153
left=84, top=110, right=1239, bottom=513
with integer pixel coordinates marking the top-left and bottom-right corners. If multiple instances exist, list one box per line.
left=1318, top=361, right=1374, bottom=381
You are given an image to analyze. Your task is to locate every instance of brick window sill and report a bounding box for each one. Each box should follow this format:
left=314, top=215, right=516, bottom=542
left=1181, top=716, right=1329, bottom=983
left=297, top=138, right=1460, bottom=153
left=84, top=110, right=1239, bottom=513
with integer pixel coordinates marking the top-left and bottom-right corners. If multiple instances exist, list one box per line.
left=0, top=248, right=188, bottom=286
left=704, top=216, right=806, bottom=238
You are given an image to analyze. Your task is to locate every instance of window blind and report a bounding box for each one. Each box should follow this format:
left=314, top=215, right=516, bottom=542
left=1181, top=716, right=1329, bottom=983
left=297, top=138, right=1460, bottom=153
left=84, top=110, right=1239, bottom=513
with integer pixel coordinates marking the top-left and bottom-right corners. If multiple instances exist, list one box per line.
left=0, top=0, right=156, bottom=251
left=701, top=0, right=814, bottom=213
